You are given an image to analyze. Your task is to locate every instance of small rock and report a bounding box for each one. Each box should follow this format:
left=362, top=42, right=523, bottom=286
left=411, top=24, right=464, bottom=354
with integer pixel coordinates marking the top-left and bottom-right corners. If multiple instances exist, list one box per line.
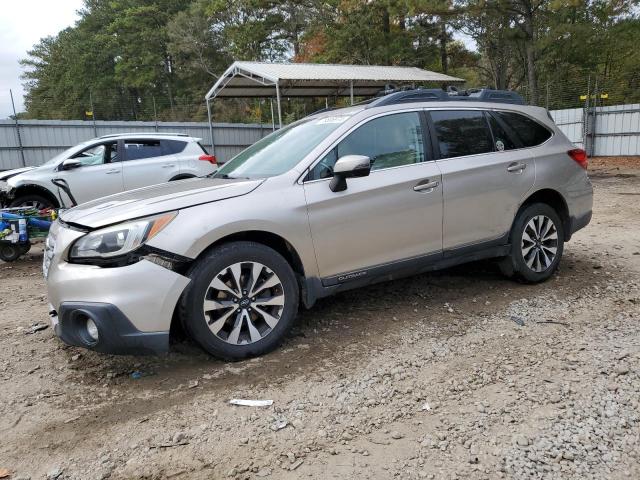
left=172, top=432, right=186, bottom=443
left=47, top=467, right=64, bottom=480
left=615, top=365, right=630, bottom=376
left=391, top=431, right=404, bottom=440
left=289, top=460, right=304, bottom=471
left=515, top=435, right=530, bottom=447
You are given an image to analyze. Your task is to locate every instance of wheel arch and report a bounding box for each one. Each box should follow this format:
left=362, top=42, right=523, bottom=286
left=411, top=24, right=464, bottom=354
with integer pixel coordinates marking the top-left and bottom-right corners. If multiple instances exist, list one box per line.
left=195, top=230, right=307, bottom=280
left=517, top=188, right=570, bottom=241
left=11, top=183, right=60, bottom=208
left=169, top=174, right=197, bottom=181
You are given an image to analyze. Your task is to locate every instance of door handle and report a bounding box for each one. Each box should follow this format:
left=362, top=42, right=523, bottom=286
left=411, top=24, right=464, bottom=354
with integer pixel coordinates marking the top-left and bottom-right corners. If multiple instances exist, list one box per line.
left=507, top=162, right=527, bottom=173
left=162, top=164, right=176, bottom=168
left=105, top=169, right=120, bottom=174
left=413, top=180, right=439, bottom=192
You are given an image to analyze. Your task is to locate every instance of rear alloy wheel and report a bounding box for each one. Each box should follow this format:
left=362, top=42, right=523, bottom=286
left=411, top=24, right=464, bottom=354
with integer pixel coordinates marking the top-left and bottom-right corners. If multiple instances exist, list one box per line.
left=521, top=215, right=559, bottom=273
left=180, top=241, right=299, bottom=360
left=499, top=203, right=564, bottom=283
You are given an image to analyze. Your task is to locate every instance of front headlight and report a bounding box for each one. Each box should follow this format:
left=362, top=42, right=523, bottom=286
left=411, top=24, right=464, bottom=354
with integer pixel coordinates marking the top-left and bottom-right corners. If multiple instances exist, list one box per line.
left=69, top=212, right=177, bottom=260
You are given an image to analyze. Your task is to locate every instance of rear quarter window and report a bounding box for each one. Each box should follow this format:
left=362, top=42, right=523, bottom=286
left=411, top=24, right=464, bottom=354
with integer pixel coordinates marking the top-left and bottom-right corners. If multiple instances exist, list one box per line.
left=161, top=140, right=187, bottom=155
left=493, top=111, right=552, bottom=147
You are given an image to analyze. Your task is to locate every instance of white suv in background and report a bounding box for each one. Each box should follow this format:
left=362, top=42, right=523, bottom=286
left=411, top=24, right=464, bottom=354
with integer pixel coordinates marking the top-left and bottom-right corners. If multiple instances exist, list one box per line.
left=0, top=133, right=217, bottom=208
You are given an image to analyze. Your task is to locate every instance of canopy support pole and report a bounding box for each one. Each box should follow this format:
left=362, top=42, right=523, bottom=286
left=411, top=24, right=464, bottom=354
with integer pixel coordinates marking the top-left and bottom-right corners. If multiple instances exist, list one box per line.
left=350, top=80, right=354, bottom=105
left=275, top=82, right=283, bottom=128
left=206, top=98, right=215, bottom=156
left=270, top=99, right=275, bottom=131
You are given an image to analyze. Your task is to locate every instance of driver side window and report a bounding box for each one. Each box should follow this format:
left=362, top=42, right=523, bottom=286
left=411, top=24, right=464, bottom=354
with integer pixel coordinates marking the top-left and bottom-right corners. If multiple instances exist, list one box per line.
left=72, top=142, right=118, bottom=166
left=307, top=112, right=425, bottom=181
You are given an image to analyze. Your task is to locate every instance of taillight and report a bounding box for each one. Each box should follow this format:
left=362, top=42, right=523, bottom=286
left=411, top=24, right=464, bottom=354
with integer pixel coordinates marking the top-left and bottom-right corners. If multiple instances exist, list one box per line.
left=568, top=149, right=588, bottom=170
left=199, top=154, right=217, bottom=164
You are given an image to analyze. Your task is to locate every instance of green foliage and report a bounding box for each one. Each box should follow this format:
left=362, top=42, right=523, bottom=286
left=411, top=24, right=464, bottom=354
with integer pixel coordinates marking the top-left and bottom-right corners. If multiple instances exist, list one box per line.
left=19, top=0, right=640, bottom=120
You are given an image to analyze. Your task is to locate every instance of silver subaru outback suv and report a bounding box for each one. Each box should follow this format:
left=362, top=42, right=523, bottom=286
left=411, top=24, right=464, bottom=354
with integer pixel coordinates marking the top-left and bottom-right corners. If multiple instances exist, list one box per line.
left=44, top=89, right=592, bottom=360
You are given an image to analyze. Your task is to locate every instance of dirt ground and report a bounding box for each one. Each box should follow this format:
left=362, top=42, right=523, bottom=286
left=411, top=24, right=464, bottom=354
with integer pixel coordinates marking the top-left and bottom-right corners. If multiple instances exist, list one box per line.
left=1, top=157, right=639, bottom=480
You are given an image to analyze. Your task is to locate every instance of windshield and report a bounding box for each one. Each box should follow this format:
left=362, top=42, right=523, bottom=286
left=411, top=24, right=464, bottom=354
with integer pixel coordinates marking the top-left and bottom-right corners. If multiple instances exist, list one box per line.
left=214, top=115, right=351, bottom=179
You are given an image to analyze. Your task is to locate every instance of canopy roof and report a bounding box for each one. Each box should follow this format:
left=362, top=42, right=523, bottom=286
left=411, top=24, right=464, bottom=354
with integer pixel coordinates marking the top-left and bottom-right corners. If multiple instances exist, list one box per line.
left=205, top=61, right=465, bottom=99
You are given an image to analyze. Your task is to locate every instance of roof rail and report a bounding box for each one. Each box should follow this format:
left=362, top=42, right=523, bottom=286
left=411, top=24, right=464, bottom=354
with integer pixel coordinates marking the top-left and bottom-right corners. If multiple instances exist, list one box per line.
left=98, top=132, right=190, bottom=139
left=366, top=88, right=525, bottom=108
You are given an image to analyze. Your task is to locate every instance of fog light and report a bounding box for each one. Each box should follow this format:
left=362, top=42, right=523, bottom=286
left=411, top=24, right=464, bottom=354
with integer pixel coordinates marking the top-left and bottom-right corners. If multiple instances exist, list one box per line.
left=86, top=318, right=99, bottom=342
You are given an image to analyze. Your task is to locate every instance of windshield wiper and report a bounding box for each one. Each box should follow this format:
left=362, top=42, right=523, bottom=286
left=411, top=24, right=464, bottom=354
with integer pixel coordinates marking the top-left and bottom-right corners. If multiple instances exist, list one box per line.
left=214, top=173, right=251, bottom=180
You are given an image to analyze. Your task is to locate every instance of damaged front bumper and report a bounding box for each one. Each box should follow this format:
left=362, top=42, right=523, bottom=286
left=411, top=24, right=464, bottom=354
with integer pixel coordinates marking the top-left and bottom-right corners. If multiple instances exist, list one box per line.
left=44, top=221, right=192, bottom=355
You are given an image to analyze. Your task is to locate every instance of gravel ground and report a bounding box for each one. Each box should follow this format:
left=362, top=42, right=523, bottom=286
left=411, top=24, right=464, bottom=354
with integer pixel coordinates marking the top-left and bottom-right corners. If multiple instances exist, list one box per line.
left=1, top=160, right=639, bottom=480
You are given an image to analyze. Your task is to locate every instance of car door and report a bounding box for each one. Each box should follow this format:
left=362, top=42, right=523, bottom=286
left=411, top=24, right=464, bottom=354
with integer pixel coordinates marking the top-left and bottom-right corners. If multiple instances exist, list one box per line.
left=303, top=111, right=443, bottom=282
left=121, top=139, right=180, bottom=190
left=55, top=141, right=123, bottom=204
left=428, top=109, right=535, bottom=251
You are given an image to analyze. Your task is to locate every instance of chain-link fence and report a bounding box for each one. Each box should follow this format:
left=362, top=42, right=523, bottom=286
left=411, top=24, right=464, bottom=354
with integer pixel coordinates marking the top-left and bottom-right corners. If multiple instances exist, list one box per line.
left=515, top=71, right=640, bottom=111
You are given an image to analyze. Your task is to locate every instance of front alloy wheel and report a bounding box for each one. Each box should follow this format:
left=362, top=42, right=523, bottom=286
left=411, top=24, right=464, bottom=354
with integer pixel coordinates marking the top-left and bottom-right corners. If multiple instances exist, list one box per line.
left=203, top=261, right=285, bottom=345
left=180, top=241, right=299, bottom=360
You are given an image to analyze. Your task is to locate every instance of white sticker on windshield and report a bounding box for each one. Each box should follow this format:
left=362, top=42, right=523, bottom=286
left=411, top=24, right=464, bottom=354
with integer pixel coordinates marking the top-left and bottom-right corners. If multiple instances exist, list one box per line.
left=315, top=116, right=349, bottom=125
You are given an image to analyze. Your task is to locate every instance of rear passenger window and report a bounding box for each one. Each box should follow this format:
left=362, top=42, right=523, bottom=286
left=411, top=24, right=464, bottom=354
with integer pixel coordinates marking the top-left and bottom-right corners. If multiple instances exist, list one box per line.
left=493, top=112, right=552, bottom=147
left=124, top=140, right=163, bottom=160
left=486, top=113, right=517, bottom=151
left=430, top=110, right=493, bottom=159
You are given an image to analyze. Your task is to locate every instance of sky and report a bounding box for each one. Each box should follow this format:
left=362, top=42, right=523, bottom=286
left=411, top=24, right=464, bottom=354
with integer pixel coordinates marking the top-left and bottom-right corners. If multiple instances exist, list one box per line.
left=0, top=0, right=83, bottom=119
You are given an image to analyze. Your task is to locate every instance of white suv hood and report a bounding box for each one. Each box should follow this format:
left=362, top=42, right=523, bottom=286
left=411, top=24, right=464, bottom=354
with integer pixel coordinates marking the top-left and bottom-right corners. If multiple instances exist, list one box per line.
left=60, top=177, right=264, bottom=229
left=0, top=166, right=36, bottom=182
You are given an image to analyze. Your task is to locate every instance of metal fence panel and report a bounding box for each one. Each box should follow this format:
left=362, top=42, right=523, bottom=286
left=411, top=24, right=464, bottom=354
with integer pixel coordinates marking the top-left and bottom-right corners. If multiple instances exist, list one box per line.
left=0, top=119, right=271, bottom=170
left=550, top=107, right=585, bottom=149
left=593, top=104, right=640, bottom=156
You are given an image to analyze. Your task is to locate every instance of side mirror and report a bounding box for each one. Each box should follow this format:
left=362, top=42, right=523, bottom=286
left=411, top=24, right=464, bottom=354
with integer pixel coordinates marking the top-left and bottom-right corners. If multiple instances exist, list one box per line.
left=61, top=159, right=82, bottom=170
left=329, top=155, right=371, bottom=192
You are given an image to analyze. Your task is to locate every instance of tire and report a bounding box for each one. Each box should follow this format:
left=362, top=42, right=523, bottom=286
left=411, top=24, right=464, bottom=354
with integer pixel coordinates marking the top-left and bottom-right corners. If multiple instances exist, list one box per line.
left=498, top=203, right=564, bottom=283
left=0, top=243, right=22, bottom=262
left=179, top=241, right=299, bottom=360
left=9, top=194, right=54, bottom=210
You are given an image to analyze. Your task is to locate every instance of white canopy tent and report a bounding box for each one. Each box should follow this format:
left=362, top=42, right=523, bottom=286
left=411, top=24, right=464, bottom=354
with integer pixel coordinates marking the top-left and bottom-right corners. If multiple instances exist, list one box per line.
left=204, top=61, right=464, bottom=154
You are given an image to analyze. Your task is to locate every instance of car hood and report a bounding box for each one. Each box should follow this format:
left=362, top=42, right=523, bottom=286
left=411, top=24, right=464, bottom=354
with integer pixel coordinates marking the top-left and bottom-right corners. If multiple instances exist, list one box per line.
left=60, top=177, right=264, bottom=229
left=0, top=166, right=36, bottom=182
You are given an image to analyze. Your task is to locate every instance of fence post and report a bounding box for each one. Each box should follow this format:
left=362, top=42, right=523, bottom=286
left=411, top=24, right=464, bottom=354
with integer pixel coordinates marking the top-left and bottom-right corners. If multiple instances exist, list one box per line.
left=583, top=75, right=591, bottom=153
left=591, top=77, right=599, bottom=157
left=545, top=82, right=549, bottom=110
left=9, top=89, right=26, bottom=167
left=89, top=90, right=97, bottom=137
left=152, top=96, right=159, bottom=132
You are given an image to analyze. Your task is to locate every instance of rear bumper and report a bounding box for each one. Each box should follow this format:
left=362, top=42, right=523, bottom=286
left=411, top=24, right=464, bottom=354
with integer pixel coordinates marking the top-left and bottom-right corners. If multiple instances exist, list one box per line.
left=569, top=210, right=592, bottom=236
left=52, top=302, right=169, bottom=355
